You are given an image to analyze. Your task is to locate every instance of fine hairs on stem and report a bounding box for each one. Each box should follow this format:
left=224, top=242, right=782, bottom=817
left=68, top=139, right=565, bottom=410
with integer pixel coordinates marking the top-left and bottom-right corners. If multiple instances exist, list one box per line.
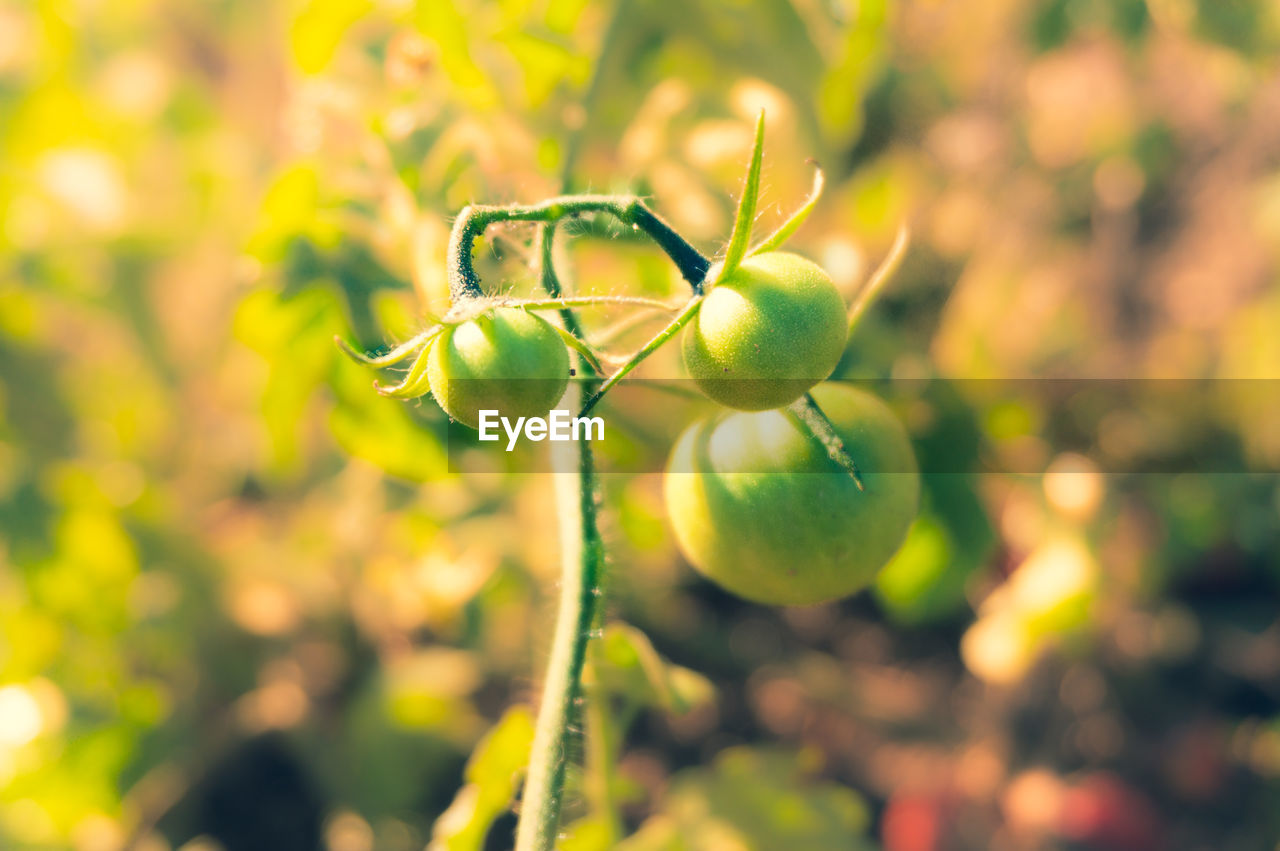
left=513, top=224, right=606, bottom=851
left=447, top=195, right=710, bottom=302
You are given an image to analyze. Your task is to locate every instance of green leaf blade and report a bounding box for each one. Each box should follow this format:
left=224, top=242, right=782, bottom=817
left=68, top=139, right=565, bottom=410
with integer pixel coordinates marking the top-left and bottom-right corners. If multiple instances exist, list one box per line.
left=335, top=325, right=442, bottom=367
left=750, top=164, right=825, bottom=256
left=717, top=109, right=767, bottom=283
left=428, top=706, right=535, bottom=851
left=374, top=340, right=436, bottom=399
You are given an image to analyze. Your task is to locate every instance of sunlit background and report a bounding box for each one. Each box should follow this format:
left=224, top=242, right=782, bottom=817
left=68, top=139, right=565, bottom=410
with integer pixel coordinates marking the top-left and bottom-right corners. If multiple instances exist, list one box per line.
left=3, top=0, right=1280, bottom=849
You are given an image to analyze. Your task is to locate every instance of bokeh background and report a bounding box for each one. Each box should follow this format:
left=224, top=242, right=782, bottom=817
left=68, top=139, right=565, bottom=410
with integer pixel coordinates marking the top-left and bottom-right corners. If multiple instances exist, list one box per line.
left=3, top=0, right=1280, bottom=849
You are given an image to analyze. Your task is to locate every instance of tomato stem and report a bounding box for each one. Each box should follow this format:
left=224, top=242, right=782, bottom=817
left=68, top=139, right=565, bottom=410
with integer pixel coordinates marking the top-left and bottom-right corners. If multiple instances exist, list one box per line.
left=578, top=294, right=704, bottom=417
left=517, top=398, right=605, bottom=851
left=514, top=223, right=607, bottom=851
left=788, top=393, right=866, bottom=491
left=447, top=195, right=710, bottom=302
left=505, top=294, right=679, bottom=311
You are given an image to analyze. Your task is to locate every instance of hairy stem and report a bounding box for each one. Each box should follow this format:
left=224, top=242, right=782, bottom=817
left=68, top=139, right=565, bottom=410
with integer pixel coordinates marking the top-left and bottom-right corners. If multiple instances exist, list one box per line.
left=514, top=224, right=605, bottom=851
left=578, top=294, right=703, bottom=417
left=504, top=294, right=678, bottom=311
left=447, top=196, right=710, bottom=302
left=787, top=392, right=865, bottom=491
left=517, top=386, right=605, bottom=851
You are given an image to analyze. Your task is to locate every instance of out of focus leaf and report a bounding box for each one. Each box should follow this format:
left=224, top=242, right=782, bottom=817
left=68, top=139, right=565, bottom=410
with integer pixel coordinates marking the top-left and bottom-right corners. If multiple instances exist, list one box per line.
left=558, top=815, right=616, bottom=851
left=496, top=29, right=590, bottom=108
left=817, top=0, right=888, bottom=143
left=618, top=747, right=872, bottom=851
left=234, top=287, right=346, bottom=474
left=427, top=705, right=535, bottom=851
left=875, top=513, right=955, bottom=621
left=875, top=473, right=994, bottom=625
left=248, top=165, right=329, bottom=261
left=291, top=0, right=374, bottom=74
left=414, top=3, right=500, bottom=109
left=590, top=623, right=714, bottom=714
left=329, top=357, right=447, bottom=482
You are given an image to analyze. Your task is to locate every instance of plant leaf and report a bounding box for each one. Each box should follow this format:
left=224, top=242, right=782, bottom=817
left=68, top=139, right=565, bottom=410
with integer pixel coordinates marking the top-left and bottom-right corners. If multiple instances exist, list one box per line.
left=617, top=747, right=873, bottom=851
left=716, top=109, right=766, bottom=283
left=335, top=324, right=442, bottom=367
left=848, top=223, right=911, bottom=332
left=375, top=340, right=436, bottom=398
left=590, top=623, right=715, bottom=715
left=427, top=706, right=535, bottom=851
left=750, top=163, right=825, bottom=256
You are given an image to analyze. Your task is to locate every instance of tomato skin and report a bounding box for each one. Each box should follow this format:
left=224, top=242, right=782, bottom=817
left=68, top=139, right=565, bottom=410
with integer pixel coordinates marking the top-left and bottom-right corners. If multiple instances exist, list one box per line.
left=663, top=384, right=918, bottom=606
left=682, top=252, right=847, bottom=411
left=427, top=307, right=570, bottom=429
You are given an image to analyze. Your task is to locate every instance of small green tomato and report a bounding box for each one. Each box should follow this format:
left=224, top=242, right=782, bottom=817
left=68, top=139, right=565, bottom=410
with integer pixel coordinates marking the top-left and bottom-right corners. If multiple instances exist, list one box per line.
left=663, top=384, right=918, bottom=606
left=682, top=251, right=847, bottom=411
left=427, top=307, right=570, bottom=429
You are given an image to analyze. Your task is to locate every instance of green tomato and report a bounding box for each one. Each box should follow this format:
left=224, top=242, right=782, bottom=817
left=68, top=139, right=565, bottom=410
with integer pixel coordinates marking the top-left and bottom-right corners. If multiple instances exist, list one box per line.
left=682, top=251, right=848, bottom=411
left=663, top=384, right=919, bottom=606
left=427, top=307, right=570, bottom=429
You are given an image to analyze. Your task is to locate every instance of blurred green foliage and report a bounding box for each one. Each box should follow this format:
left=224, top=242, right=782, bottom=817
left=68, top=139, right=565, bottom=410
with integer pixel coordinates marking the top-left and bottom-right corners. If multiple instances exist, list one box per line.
left=3, top=0, right=1280, bottom=849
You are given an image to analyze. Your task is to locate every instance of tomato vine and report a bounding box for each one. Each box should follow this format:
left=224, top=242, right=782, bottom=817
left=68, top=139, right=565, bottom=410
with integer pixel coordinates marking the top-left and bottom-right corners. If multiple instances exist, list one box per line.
left=339, top=113, right=914, bottom=851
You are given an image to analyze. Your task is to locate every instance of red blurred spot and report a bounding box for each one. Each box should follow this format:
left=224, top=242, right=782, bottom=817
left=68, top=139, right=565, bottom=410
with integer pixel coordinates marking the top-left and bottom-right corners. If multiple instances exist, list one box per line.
left=1058, top=774, right=1163, bottom=851
left=883, top=793, right=950, bottom=851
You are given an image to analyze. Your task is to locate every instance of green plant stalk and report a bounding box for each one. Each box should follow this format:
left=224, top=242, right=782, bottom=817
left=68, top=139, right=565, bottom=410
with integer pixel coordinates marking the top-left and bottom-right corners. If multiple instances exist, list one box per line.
left=578, top=294, right=703, bottom=417
left=514, top=224, right=605, bottom=851
left=558, top=0, right=630, bottom=192
left=787, top=392, right=866, bottom=490
left=517, top=395, right=605, bottom=851
left=384, top=110, right=846, bottom=848
left=505, top=294, right=677, bottom=311
left=447, top=195, right=710, bottom=301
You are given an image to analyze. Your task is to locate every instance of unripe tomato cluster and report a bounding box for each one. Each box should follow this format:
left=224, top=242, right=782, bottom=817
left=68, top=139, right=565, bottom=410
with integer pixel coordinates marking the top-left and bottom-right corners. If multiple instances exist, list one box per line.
left=391, top=247, right=917, bottom=608
left=666, top=251, right=919, bottom=607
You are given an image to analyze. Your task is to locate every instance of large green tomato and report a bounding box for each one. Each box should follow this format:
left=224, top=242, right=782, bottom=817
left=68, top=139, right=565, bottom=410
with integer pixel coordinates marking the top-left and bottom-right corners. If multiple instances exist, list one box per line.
left=682, top=252, right=847, bottom=411
left=427, top=307, right=570, bottom=429
left=663, top=384, right=919, bottom=606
